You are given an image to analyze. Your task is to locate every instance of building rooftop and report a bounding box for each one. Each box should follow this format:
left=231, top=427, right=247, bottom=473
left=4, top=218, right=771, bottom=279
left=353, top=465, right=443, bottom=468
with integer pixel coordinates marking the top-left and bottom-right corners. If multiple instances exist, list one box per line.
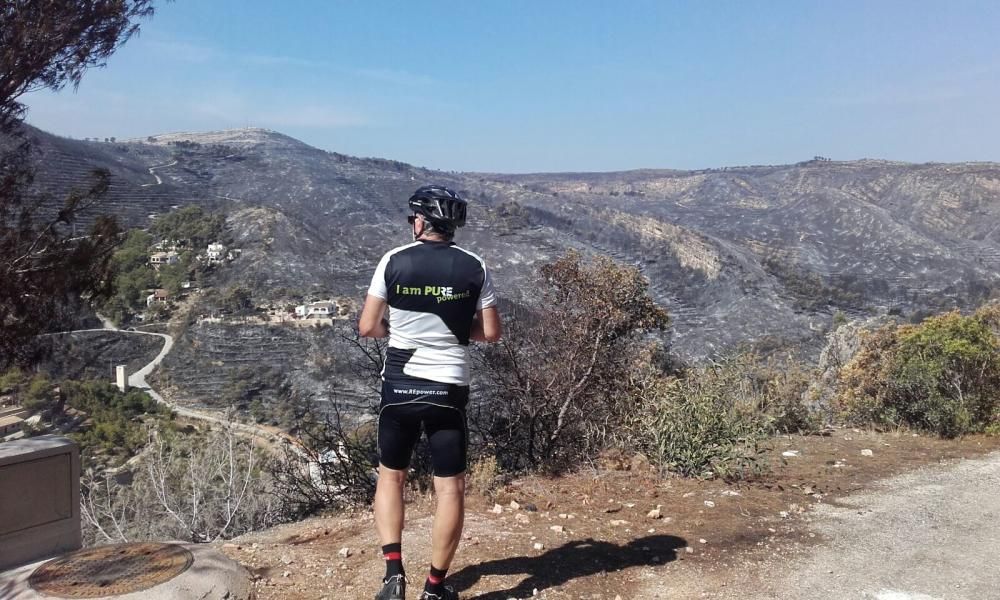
left=0, top=415, right=25, bottom=428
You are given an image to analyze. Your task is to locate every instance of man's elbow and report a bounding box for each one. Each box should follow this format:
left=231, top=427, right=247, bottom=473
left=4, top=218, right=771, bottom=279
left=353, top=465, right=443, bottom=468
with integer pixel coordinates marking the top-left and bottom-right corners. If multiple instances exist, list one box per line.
left=358, top=321, right=376, bottom=338
left=483, top=326, right=502, bottom=343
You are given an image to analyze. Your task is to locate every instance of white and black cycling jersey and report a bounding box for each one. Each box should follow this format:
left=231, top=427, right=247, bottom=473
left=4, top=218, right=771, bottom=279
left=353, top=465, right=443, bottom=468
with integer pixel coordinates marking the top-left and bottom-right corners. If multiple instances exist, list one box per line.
left=367, top=240, right=497, bottom=386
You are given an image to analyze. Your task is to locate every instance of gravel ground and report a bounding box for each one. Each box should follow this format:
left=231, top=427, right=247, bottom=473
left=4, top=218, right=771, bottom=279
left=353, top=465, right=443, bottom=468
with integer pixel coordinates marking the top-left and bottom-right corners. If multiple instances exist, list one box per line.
left=658, top=450, right=1000, bottom=600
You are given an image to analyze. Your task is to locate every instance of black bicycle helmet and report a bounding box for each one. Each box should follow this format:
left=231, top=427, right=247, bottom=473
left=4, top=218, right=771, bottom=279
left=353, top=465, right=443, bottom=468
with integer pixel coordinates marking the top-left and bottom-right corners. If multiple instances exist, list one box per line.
left=408, top=185, right=467, bottom=232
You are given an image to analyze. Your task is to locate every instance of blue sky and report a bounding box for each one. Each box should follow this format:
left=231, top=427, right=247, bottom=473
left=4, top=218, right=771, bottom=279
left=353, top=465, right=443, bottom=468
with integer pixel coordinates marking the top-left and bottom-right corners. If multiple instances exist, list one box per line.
left=21, top=1, right=1000, bottom=172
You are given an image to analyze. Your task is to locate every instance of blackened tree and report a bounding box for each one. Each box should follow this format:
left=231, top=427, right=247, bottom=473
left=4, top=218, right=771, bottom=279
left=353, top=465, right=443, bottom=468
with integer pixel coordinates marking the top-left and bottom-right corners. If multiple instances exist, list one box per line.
left=0, top=1, right=155, bottom=366
left=472, top=252, right=670, bottom=471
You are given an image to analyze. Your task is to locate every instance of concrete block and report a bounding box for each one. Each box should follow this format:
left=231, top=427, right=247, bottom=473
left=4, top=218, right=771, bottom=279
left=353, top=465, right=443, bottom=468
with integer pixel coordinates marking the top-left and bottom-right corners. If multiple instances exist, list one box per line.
left=0, top=435, right=81, bottom=571
left=116, top=365, right=128, bottom=392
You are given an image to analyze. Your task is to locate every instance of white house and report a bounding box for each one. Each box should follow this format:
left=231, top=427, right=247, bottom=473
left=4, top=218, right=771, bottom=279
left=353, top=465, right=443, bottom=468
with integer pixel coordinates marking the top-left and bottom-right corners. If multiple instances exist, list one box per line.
left=149, top=251, right=179, bottom=269
left=146, top=289, right=170, bottom=307
left=206, top=242, right=226, bottom=262
left=295, top=300, right=337, bottom=318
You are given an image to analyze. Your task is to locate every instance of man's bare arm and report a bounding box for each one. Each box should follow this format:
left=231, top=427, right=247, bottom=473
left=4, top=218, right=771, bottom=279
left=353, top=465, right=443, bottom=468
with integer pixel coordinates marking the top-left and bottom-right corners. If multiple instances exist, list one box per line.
left=358, top=294, right=389, bottom=338
left=470, top=307, right=502, bottom=342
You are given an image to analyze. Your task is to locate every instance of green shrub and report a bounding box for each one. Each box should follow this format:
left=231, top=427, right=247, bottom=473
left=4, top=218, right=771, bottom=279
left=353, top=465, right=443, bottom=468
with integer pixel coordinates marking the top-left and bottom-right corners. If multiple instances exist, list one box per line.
left=23, top=374, right=53, bottom=410
left=760, top=360, right=822, bottom=434
left=637, top=359, right=772, bottom=481
left=0, top=368, right=24, bottom=394
left=837, top=308, right=1000, bottom=437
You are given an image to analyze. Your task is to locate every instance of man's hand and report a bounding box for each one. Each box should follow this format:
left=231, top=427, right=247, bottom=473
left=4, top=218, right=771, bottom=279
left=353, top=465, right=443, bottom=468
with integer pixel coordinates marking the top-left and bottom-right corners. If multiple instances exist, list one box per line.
left=358, top=294, right=389, bottom=338
left=470, top=307, right=502, bottom=342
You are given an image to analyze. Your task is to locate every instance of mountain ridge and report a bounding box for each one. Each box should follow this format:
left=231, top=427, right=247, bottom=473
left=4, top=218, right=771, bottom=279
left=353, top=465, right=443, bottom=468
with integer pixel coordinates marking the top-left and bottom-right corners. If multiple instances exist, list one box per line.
left=16, top=124, right=1000, bottom=372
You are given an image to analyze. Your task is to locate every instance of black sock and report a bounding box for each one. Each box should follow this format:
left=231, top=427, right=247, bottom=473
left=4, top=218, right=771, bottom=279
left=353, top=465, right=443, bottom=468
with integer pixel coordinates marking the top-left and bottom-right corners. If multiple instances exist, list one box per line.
left=382, top=543, right=403, bottom=581
left=424, top=565, right=448, bottom=595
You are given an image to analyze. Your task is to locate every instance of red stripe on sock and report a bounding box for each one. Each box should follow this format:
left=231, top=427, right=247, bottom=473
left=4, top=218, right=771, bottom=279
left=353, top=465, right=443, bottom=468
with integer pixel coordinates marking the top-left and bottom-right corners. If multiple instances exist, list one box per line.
left=427, top=574, right=444, bottom=585
left=384, top=552, right=402, bottom=560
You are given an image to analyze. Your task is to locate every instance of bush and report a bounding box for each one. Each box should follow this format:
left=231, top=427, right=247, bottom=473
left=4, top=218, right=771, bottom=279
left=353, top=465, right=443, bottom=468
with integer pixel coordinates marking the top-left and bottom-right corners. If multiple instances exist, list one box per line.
left=23, top=374, right=53, bottom=410
left=268, top=394, right=378, bottom=517
left=837, top=307, right=1000, bottom=437
left=472, top=251, right=669, bottom=472
left=467, top=455, right=502, bottom=499
left=81, top=424, right=282, bottom=545
left=759, top=358, right=822, bottom=434
left=631, top=357, right=772, bottom=481
left=0, top=368, right=23, bottom=394
left=61, top=380, right=169, bottom=461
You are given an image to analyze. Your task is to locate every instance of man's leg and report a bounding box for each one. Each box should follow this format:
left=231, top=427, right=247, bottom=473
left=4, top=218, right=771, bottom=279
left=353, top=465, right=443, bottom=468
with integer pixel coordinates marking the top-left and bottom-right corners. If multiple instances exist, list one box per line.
left=422, top=402, right=468, bottom=597
left=374, top=401, right=421, bottom=598
left=430, top=474, right=465, bottom=569
left=375, top=465, right=407, bottom=547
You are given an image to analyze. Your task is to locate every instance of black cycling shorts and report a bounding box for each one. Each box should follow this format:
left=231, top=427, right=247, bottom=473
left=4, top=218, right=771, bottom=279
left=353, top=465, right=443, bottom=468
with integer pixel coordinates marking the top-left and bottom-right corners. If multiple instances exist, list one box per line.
left=378, top=378, right=469, bottom=477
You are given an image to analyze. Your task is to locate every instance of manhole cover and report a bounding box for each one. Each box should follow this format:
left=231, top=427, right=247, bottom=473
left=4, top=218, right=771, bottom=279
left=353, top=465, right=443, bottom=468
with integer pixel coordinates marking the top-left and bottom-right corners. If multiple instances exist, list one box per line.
left=28, top=542, right=194, bottom=598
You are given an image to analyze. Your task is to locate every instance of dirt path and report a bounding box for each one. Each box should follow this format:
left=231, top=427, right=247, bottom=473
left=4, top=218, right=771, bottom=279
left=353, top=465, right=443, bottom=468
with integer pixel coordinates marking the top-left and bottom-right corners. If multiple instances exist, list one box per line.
left=221, top=432, right=1000, bottom=599
left=141, top=160, right=177, bottom=187
left=660, top=450, right=1000, bottom=600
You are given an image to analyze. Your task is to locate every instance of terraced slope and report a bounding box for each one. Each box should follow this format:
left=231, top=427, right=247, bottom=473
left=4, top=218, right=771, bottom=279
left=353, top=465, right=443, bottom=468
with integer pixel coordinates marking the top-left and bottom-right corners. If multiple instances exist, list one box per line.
left=16, top=126, right=1000, bottom=407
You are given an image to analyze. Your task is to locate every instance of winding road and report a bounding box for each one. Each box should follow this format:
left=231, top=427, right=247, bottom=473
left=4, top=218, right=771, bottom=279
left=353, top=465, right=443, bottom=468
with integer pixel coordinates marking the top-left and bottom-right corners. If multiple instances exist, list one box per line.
left=140, top=160, right=177, bottom=187
left=49, top=324, right=294, bottom=446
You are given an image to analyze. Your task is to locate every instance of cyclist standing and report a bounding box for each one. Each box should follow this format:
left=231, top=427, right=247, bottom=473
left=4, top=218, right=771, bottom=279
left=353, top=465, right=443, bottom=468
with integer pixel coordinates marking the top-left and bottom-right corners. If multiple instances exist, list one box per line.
left=359, top=185, right=502, bottom=600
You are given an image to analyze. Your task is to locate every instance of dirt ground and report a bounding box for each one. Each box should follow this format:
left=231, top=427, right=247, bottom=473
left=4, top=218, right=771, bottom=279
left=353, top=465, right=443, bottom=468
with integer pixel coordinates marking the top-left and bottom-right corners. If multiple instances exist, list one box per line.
left=222, top=429, right=1000, bottom=599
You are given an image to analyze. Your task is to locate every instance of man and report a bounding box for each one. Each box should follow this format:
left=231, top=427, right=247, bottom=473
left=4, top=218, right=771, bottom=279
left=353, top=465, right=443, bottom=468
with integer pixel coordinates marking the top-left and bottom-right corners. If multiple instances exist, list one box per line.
left=359, top=185, right=502, bottom=600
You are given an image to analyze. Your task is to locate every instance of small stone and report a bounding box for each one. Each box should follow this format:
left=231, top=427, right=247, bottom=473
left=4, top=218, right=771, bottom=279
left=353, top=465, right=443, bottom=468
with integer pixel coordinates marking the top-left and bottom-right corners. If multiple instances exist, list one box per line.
left=523, top=503, right=538, bottom=512
left=704, top=501, right=715, bottom=508
left=282, top=571, right=291, bottom=578
left=280, top=555, right=293, bottom=565
left=509, top=500, right=521, bottom=510
left=685, top=546, right=694, bottom=554
left=515, top=513, right=530, bottom=524
left=861, top=449, right=874, bottom=457
left=490, top=503, right=503, bottom=514
left=647, top=505, right=662, bottom=519
left=533, top=542, right=544, bottom=550
left=782, top=450, right=800, bottom=457
left=550, top=525, right=565, bottom=533
left=337, top=547, right=350, bottom=558
left=610, top=519, right=629, bottom=526
left=699, top=538, right=707, bottom=544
